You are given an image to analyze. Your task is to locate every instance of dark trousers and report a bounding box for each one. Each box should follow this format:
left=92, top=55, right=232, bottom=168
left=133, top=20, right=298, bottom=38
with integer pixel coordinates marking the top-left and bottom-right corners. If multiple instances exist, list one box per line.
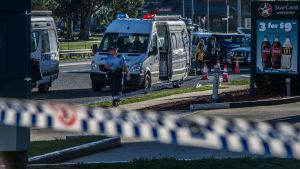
left=195, top=60, right=203, bottom=74
left=109, top=71, right=124, bottom=103
left=209, top=54, right=217, bottom=73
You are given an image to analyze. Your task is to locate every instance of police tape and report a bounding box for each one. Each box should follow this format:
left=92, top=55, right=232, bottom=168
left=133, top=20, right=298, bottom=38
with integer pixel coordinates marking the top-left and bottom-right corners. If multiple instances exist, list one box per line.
left=84, top=76, right=202, bottom=105
left=1, top=98, right=300, bottom=159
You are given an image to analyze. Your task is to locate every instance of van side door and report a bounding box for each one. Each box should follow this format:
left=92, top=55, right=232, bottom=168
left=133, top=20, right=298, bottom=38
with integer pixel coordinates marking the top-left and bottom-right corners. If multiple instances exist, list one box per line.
left=170, top=32, right=186, bottom=81
left=148, top=33, right=159, bottom=83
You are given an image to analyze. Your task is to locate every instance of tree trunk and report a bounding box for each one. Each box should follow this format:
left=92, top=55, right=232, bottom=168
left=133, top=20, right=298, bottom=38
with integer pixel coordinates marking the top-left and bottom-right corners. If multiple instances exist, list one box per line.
left=79, top=5, right=92, bottom=40
left=65, top=15, right=74, bottom=40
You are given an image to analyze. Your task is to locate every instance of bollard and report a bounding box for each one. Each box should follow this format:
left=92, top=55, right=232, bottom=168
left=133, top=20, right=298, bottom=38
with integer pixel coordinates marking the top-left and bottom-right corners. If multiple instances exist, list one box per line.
left=286, top=78, right=291, bottom=96
left=212, top=64, right=221, bottom=103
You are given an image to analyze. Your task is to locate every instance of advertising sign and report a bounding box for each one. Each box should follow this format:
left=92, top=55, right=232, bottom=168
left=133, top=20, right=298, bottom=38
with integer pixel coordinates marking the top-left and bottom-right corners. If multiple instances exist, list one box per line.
left=252, top=1, right=300, bottom=75
left=256, top=20, right=298, bottom=74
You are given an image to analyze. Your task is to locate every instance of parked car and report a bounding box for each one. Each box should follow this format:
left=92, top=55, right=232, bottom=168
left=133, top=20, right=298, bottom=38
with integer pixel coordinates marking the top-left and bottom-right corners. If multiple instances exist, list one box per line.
left=212, top=33, right=246, bottom=64
left=237, top=27, right=251, bottom=39
left=191, top=32, right=212, bottom=60
left=227, top=38, right=251, bottom=71
left=190, top=32, right=212, bottom=72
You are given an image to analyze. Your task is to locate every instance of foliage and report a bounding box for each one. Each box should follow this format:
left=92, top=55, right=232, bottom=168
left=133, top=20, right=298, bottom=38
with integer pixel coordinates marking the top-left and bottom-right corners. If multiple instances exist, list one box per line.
left=31, top=0, right=145, bottom=40
left=31, top=0, right=58, bottom=11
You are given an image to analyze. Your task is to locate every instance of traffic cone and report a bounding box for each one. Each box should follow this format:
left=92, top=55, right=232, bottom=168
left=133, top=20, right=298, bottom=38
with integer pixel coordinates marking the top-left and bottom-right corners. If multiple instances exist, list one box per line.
left=234, top=61, right=240, bottom=74
left=222, top=65, right=229, bottom=83
left=201, top=63, right=209, bottom=80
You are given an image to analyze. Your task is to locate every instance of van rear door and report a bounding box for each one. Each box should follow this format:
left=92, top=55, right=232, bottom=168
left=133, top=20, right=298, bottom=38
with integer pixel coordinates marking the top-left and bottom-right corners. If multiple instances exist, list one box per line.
left=40, top=29, right=59, bottom=77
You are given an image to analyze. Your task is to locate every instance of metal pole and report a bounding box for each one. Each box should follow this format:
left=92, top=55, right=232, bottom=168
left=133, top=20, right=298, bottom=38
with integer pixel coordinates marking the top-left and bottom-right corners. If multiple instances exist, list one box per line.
left=191, top=0, right=194, bottom=23
left=212, top=65, right=221, bottom=103
left=286, top=78, right=291, bottom=96
left=207, top=0, right=210, bottom=32
left=227, top=5, right=229, bottom=33
left=183, top=0, right=185, bottom=18
left=237, top=0, right=242, bottom=28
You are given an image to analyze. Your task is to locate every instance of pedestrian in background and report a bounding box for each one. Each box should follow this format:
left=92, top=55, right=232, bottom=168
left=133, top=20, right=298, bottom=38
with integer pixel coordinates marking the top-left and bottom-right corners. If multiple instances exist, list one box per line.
left=207, top=37, right=220, bottom=73
left=195, top=39, right=205, bottom=74
left=105, top=45, right=130, bottom=107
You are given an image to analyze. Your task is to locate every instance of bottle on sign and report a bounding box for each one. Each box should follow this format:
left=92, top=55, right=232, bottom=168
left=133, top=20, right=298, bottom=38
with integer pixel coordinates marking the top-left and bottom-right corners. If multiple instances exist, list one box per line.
left=271, top=36, right=282, bottom=69
left=281, top=36, right=292, bottom=69
left=261, top=36, right=272, bottom=69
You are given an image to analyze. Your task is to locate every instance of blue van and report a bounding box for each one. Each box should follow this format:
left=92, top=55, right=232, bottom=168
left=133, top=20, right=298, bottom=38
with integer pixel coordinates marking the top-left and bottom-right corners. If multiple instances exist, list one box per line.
left=211, top=33, right=246, bottom=64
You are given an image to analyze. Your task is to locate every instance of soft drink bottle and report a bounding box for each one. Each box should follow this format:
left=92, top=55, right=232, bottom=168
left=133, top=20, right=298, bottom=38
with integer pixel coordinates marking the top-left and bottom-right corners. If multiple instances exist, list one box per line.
left=261, top=36, right=272, bottom=69
left=281, top=36, right=292, bottom=69
left=271, top=36, right=282, bottom=69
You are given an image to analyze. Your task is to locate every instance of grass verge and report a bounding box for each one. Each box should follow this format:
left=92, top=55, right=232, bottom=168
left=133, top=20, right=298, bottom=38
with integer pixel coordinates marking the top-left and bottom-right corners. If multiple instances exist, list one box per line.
left=59, top=40, right=99, bottom=50
left=92, top=85, right=215, bottom=107
left=29, top=158, right=300, bottom=169
left=227, top=78, right=250, bottom=86
left=29, top=136, right=106, bottom=157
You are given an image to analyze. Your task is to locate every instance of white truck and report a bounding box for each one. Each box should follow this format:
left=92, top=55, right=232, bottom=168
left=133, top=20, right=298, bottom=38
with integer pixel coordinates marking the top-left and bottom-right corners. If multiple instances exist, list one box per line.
left=31, top=11, right=59, bottom=93
left=90, top=14, right=190, bottom=91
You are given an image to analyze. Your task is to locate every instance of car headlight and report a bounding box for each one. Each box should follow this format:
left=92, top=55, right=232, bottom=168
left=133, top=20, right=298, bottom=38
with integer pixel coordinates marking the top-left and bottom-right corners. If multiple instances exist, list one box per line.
left=91, top=61, right=99, bottom=71
left=130, top=63, right=142, bottom=73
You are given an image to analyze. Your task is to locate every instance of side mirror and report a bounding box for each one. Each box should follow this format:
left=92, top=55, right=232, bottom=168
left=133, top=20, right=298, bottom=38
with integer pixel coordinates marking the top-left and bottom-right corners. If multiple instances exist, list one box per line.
left=149, top=46, right=158, bottom=56
left=92, top=44, right=98, bottom=54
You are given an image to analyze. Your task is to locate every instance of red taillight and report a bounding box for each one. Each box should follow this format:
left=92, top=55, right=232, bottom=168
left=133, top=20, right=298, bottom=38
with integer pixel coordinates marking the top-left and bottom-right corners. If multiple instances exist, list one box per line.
left=143, top=14, right=155, bottom=20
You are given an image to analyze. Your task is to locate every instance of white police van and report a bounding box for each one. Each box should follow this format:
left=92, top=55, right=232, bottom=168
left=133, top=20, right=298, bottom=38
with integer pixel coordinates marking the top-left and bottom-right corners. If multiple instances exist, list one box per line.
left=31, top=11, right=59, bottom=93
left=90, top=14, right=190, bottom=91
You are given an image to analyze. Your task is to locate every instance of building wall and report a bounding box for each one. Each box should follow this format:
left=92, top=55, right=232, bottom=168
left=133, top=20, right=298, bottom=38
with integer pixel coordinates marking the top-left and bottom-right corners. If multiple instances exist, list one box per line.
left=145, top=0, right=251, bottom=32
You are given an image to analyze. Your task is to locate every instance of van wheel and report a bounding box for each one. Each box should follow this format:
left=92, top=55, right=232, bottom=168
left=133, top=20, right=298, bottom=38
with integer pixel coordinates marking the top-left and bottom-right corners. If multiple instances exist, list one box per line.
left=143, top=74, right=151, bottom=89
left=173, top=82, right=181, bottom=88
left=92, top=80, right=103, bottom=92
left=38, top=85, right=50, bottom=93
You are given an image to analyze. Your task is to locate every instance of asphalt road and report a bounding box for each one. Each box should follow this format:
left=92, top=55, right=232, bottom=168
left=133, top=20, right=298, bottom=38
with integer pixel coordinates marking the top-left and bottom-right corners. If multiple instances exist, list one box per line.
left=30, top=60, right=250, bottom=104
left=67, top=102, right=300, bottom=163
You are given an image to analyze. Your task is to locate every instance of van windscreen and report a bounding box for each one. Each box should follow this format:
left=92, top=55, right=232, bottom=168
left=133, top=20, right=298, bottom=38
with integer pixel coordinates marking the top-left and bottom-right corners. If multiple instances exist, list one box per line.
left=99, top=33, right=150, bottom=54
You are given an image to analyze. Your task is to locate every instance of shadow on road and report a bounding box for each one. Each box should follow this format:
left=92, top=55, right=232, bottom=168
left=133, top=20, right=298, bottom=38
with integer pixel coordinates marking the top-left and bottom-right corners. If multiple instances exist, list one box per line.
left=267, top=115, right=300, bottom=125
left=31, top=88, right=110, bottom=100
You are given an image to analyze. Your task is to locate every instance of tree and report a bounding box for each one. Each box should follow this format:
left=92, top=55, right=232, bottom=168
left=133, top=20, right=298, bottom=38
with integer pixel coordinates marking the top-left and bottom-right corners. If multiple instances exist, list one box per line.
left=77, top=0, right=110, bottom=40
left=110, top=0, right=144, bottom=19
left=77, top=0, right=144, bottom=40
left=31, top=0, right=58, bottom=11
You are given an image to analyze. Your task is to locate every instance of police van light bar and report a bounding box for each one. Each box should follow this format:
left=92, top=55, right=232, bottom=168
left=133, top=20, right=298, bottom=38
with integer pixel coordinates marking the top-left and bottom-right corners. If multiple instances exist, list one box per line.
left=116, top=13, right=129, bottom=19
left=143, top=14, right=156, bottom=20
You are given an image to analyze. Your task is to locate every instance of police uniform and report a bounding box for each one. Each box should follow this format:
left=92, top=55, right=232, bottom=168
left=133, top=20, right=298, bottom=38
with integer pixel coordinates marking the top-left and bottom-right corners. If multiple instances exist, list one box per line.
left=106, top=49, right=127, bottom=106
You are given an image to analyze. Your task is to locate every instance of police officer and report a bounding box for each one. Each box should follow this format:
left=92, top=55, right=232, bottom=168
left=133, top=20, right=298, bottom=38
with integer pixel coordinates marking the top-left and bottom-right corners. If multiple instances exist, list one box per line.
left=207, top=37, right=220, bottom=73
left=105, top=45, right=130, bottom=107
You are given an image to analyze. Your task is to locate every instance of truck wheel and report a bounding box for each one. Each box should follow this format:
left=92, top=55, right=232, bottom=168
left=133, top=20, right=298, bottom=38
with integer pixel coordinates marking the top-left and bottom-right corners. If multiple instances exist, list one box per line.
left=92, top=80, right=103, bottom=92
left=38, top=84, right=50, bottom=93
left=143, top=74, right=151, bottom=89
